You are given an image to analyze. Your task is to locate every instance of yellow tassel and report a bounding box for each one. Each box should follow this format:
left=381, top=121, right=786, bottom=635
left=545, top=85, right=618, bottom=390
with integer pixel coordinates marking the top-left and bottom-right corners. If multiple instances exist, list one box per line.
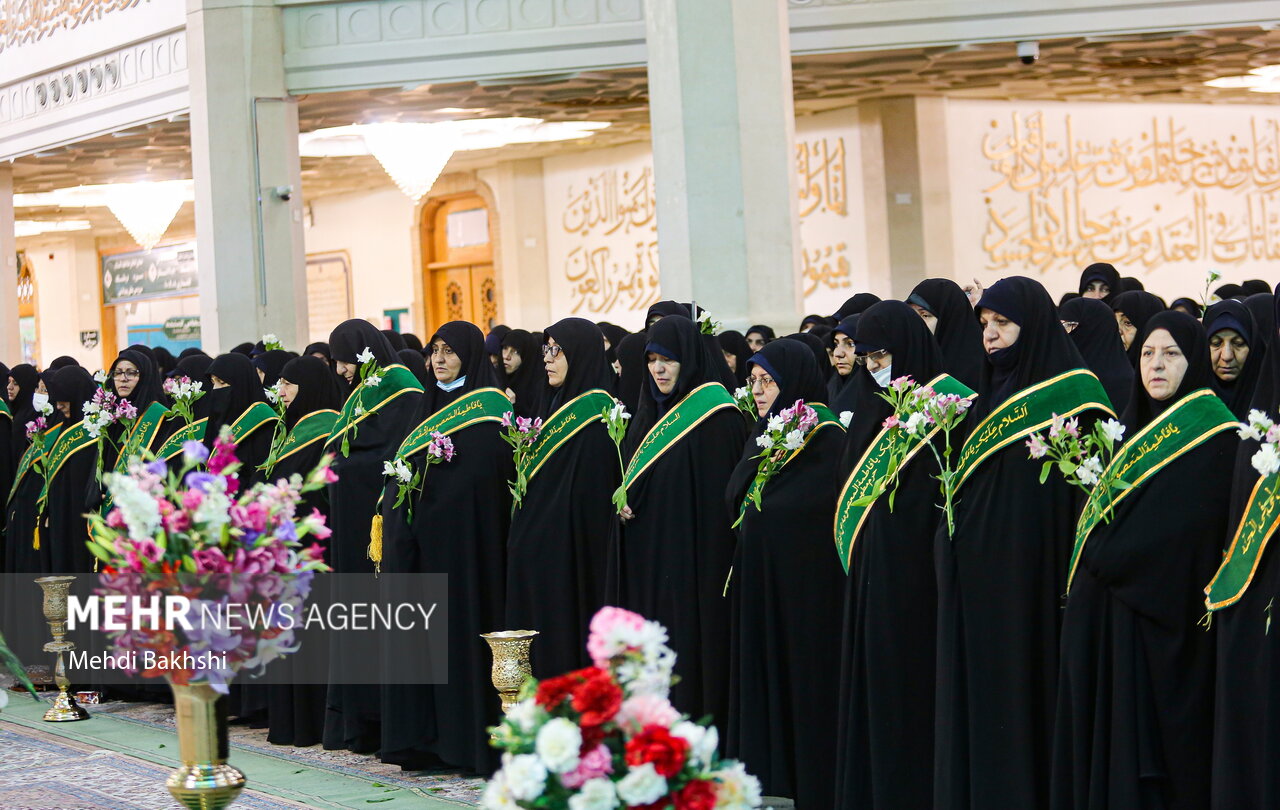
left=32, top=525, right=39, bottom=551
left=368, top=514, right=383, bottom=575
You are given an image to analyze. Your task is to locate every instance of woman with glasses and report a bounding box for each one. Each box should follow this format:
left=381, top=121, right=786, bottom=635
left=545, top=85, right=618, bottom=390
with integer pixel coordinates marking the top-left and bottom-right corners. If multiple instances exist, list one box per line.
left=617, top=314, right=749, bottom=728
left=93, top=349, right=172, bottom=481
left=378, top=321, right=511, bottom=774
left=832, top=300, right=965, bottom=810
left=500, top=328, right=545, bottom=419
left=506, top=318, right=620, bottom=680
left=724, top=338, right=846, bottom=809
left=1059, top=296, right=1133, bottom=415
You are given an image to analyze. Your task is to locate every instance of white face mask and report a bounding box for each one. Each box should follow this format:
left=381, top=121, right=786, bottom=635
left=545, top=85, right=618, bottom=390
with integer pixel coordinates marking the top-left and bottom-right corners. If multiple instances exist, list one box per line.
left=871, top=365, right=893, bottom=388
left=31, top=392, right=49, bottom=410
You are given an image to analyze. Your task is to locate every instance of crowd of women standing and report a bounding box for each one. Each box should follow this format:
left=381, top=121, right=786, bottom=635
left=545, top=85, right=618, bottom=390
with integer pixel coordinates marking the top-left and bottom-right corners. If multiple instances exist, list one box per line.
left=1, top=266, right=1278, bottom=810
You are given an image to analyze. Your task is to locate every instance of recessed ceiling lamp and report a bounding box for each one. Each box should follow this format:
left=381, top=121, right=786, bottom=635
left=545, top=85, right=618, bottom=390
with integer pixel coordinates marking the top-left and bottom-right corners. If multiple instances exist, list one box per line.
left=14, top=220, right=92, bottom=238
left=298, top=117, right=610, bottom=202
left=1204, top=65, right=1280, bottom=93
left=14, top=180, right=194, bottom=249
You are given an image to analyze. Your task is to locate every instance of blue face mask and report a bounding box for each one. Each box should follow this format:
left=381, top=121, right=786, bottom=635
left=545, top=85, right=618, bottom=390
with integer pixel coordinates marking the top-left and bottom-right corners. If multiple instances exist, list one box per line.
left=871, top=365, right=893, bottom=388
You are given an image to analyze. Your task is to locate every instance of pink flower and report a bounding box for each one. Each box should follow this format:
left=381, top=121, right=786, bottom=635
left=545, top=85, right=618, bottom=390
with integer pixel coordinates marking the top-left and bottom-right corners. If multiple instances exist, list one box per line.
left=559, top=743, right=614, bottom=789
left=163, top=510, right=190, bottom=534
left=106, top=508, right=127, bottom=529
left=501, top=412, right=514, bottom=428
left=306, top=508, right=332, bottom=540
left=1026, top=434, right=1048, bottom=459
left=302, top=541, right=327, bottom=563
left=208, top=444, right=237, bottom=475
left=229, top=502, right=269, bottom=533
left=587, top=606, right=647, bottom=666
left=890, top=375, right=914, bottom=391
left=115, top=400, right=138, bottom=420
left=132, top=538, right=164, bottom=563
left=322, top=465, right=339, bottom=484
left=616, top=693, right=679, bottom=732
left=882, top=415, right=900, bottom=430
left=182, top=488, right=204, bottom=511
left=193, top=547, right=233, bottom=574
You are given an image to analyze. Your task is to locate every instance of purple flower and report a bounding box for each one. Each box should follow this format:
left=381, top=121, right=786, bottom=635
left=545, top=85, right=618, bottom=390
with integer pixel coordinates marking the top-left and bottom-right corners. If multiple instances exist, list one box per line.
left=184, top=471, right=221, bottom=493
left=144, top=460, right=168, bottom=477
left=183, top=440, right=209, bottom=464
left=274, top=519, right=298, bottom=542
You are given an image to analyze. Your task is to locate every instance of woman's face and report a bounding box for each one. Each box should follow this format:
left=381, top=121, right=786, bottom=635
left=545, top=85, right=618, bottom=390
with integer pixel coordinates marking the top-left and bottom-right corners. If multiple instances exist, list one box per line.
left=722, top=349, right=737, bottom=374
left=1210, top=329, right=1250, bottom=382
left=113, top=360, right=140, bottom=397
left=749, top=365, right=779, bottom=417
left=978, top=308, right=1021, bottom=353
left=335, top=360, right=356, bottom=384
left=1116, top=311, right=1137, bottom=350
left=35, top=379, right=47, bottom=395
left=280, top=377, right=300, bottom=407
left=1083, top=280, right=1110, bottom=299
left=746, top=332, right=766, bottom=353
left=1140, top=328, right=1188, bottom=402
left=502, top=345, right=523, bottom=375
left=211, top=374, right=229, bottom=389
left=831, top=332, right=856, bottom=377
left=909, top=303, right=938, bottom=333
left=431, top=340, right=463, bottom=383
left=862, top=349, right=893, bottom=374
left=544, top=338, right=569, bottom=388
left=647, top=353, right=680, bottom=396
left=56, top=401, right=71, bottom=418
left=5, top=377, right=16, bottom=400
left=256, top=367, right=266, bottom=383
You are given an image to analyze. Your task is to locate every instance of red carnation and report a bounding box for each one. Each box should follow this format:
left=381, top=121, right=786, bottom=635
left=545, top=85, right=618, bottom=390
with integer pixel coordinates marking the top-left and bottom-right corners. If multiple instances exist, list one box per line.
left=535, top=673, right=577, bottom=709
left=571, top=668, right=623, bottom=727
left=674, top=779, right=717, bottom=810
left=624, top=724, right=690, bottom=779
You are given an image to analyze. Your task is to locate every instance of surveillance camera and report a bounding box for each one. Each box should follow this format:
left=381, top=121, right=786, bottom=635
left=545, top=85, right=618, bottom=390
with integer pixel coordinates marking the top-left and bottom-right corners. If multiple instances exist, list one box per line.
left=1017, top=41, right=1039, bottom=65
left=273, top=185, right=294, bottom=202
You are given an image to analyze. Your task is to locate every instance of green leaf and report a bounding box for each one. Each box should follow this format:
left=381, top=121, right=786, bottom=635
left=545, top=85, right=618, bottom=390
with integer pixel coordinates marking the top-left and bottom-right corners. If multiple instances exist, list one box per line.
left=1039, top=461, right=1053, bottom=484
left=1058, top=460, right=1078, bottom=476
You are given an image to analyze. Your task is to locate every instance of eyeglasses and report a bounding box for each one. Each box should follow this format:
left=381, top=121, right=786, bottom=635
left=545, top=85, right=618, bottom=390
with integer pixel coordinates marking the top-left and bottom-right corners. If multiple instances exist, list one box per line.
left=1060, top=320, right=1079, bottom=334
left=748, top=375, right=776, bottom=390
left=112, top=369, right=140, bottom=379
left=542, top=344, right=563, bottom=359
left=853, top=349, right=890, bottom=367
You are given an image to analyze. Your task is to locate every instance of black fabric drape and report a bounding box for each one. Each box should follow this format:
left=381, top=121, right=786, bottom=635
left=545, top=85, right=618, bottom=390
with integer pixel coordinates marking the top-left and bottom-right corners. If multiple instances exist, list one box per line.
left=617, top=314, right=749, bottom=727
left=7, top=363, right=38, bottom=462
left=204, top=354, right=271, bottom=469
left=253, top=350, right=295, bottom=389
left=614, top=332, right=648, bottom=416
left=910, top=277, right=988, bottom=395
left=782, top=331, right=832, bottom=383
left=832, top=292, right=881, bottom=320
left=717, top=330, right=753, bottom=387
left=330, top=319, right=399, bottom=367
left=834, top=301, right=946, bottom=810
left=381, top=329, right=407, bottom=353
left=1052, top=312, right=1230, bottom=810
left=380, top=320, right=510, bottom=773
left=397, top=349, right=432, bottom=389
left=827, top=316, right=862, bottom=415
left=745, top=325, right=776, bottom=346
left=1059, top=297, right=1133, bottom=415
left=502, top=329, right=546, bottom=419
left=1244, top=292, right=1276, bottom=352
left=280, top=357, right=346, bottom=431
left=1204, top=299, right=1265, bottom=419
left=936, top=276, right=1105, bottom=810
left=1078, top=262, right=1120, bottom=301
left=507, top=318, right=621, bottom=682
left=644, top=300, right=690, bottom=328
left=44, top=367, right=99, bottom=574
left=723, top=339, right=844, bottom=809
left=1112, top=290, right=1167, bottom=366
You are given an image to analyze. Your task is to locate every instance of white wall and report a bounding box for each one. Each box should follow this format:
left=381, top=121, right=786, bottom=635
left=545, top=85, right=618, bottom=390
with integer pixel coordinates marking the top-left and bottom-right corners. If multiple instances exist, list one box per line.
left=20, top=234, right=103, bottom=368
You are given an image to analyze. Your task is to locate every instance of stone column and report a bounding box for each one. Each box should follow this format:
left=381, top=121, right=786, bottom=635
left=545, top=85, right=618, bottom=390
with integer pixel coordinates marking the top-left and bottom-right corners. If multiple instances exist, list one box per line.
left=187, top=0, right=307, bottom=353
left=0, top=166, right=19, bottom=363
left=644, top=0, right=800, bottom=330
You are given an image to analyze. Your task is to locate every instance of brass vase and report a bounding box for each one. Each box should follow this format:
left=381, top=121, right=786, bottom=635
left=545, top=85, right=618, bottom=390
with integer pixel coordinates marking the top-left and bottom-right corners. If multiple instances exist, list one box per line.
left=34, top=575, right=88, bottom=722
left=480, top=629, right=538, bottom=714
left=165, top=680, right=246, bottom=810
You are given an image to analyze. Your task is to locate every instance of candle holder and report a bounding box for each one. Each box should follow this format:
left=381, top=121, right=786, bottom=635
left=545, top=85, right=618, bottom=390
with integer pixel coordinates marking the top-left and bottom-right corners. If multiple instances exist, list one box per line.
left=35, top=576, right=89, bottom=722
left=480, top=629, right=538, bottom=715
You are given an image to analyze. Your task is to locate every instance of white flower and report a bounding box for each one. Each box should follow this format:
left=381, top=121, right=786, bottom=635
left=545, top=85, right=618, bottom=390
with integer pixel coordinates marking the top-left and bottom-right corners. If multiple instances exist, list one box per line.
left=500, top=753, right=547, bottom=801
left=672, top=720, right=719, bottom=768
left=535, top=717, right=582, bottom=774
left=733, top=386, right=749, bottom=401
left=782, top=429, right=805, bottom=451
left=356, top=348, right=375, bottom=364
left=568, top=778, right=618, bottom=810
left=1239, top=423, right=1264, bottom=442
left=1252, top=443, right=1280, bottom=476
left=35, top=401, right=53, bottom=416
left=383, top=458, right=413, bottom=484
left=609, top=402, right=631, bottom=423
left=265, top=387, right=279, bottom=404
left=354, top=404, right=366, bottom=417
left=262, top=333, right=279, bottom=346
left=365, top=374, right=383, bottom=388
left=765, top=414, right=786, bottom=433
left=103, top=473, right=162, bottom=541
left=713, top=762, right=763, bottom=809
left=1099, top=419, right=1126, bottom=443
left=904, top=411, right=928, bottom=437
left=86, top=422, right=102, bottom=439
left=480, top=772, right=519, bottom=810
left=505, top=698, right=544, bottom=733
left=615, top=762, right=667, bottom=806
left=839, top=410, right=853, bottom=428
left=755, top=434, right=774, bottom=450
left=1077, top=455, right=1104, bottom=487
left=93, top=369, right=109, bottom=384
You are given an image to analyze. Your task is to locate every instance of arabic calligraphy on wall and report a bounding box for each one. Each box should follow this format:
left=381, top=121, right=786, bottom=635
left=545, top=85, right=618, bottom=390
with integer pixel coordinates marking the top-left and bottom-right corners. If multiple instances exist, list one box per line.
left=964, top=103, right=1280, bottom=277
left=1, top=0, right=143, bottom=51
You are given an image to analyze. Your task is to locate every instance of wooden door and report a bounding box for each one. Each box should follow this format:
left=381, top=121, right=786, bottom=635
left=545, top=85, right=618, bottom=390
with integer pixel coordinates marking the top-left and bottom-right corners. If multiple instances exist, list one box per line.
left=423, top=194, right=498, bottom=330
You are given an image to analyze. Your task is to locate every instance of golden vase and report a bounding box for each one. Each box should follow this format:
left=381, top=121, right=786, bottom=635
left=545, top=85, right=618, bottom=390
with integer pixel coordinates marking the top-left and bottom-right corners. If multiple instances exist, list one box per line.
left=34, top=575, right=88, bottom=722
left=480, top=629, right=538, bottom=714
left=165, top=680, right=246, bottom=810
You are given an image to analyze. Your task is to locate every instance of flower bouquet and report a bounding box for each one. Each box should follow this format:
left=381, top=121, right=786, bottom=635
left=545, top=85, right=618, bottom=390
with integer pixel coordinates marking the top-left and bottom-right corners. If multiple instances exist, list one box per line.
left=484, top=606, right=762, bottom=810
left=384, top=431, right=455, bottom=514
left=84, top=374, right=140, bottom=480
left=1026, top=414, right=1129, bottom=522
left=731, top=387, right=755, bottom=420
left=733, top=400, right=821, bottom=527
left=341, top=347, right=386, bottom=457
left=502, top=412, right=543, bottom=510
left=163, top=375, right=206, bottom=426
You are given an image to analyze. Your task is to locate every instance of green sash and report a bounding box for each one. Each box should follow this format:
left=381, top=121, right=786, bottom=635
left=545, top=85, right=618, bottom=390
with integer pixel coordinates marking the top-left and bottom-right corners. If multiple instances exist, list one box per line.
left=266, top=410, right=340, bottom=474
left=1206, top=472, right=1280, bottom=611
left=227, top=402, right=281, bottom=444
left=115, top=401, right=169, bottom=470
left=622, top=383, right=737, bottom=491
left=1068, top=389, right=1236, bottom=591
left=9, top=424, right=61, bottom=504
left=739, top=402, right=843, bottom=518
left=953, top=369, right=1113, bottom=491
left=833, top=374, right=976, bottom=573
left=39, top=421, right=96, bottom=504
left=520, top=390, right=615, bottom=482
left=156, top=418, right=208, bottom=461
left=0, top=400, right=9, bottom=420
left=394, top=387, right=511, bottom=460
left=326, top=365, right=424, bottom=451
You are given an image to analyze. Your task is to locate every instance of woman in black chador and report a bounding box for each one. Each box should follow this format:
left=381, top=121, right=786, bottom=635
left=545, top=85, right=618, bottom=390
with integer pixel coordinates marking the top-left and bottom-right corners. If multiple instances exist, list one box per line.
left=42, top=366, right=100, bottom=573
left=908, top=277, right=988, bottom=395
left=618, top=314, right=749, bottom=727
left=1203, top=299, right=1265, bottom=419
left=205, top=353, right=277, bottom=472
left=724, top=338, right=845, bottom=809
left=1052, top=311, right=1237, bottom=810
left=833, top=300, right=955, bottom=810
left=934, top=277, right=1112, bottom=810
left=2, top=368, right=52, bottom=663
left=322, top=319, right=423, bottom=753
left=1059, top=296, right=1134, bottom=415
left=506, top=318, right=618, bottom=680
left=500, top=328, right=546, bottom=419
left=379, top=321, right=511, bottom=773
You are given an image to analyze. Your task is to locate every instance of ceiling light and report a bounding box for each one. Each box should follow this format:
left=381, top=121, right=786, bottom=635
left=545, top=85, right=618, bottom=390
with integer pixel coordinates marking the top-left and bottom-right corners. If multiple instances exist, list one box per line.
left=14, top=219, right=92, bottom=237
left=15, top=180, right=193, bottom=249
left=1204, top=65, right=1280, bottom=92
left=298, top=117, right=609, bottom=201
